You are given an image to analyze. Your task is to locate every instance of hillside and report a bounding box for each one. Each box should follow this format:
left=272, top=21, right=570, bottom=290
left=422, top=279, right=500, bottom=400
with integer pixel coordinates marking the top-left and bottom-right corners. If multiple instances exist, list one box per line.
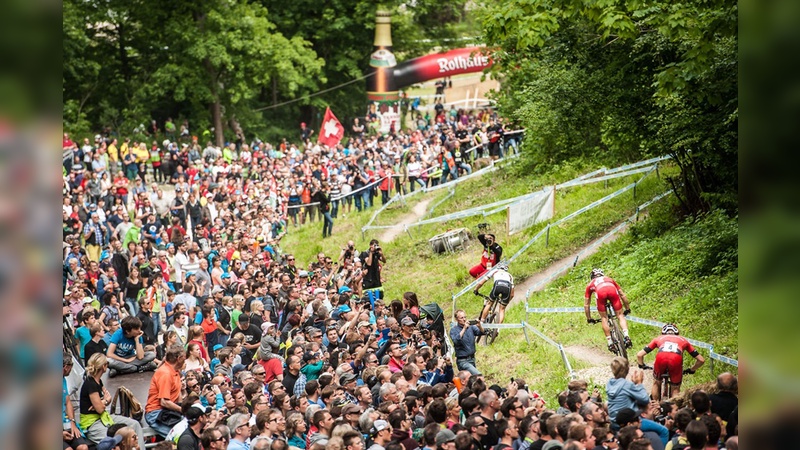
left=280, top=160, right=738, bottom=400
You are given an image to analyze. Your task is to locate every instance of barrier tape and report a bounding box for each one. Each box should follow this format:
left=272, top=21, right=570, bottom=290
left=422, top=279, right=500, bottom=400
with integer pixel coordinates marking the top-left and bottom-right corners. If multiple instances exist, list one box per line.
left=480, top=322, right=527, bottom=330
left=604, top=155, right=672, bottom=175
left=425, top=187, right=456, bottom=219
left=556, top=165, right=656, bottom=190
left=362, top=192, right=402, bottom=231
left=522, top=322, right=561, bottom=350
left=286, top=175, right=389, bottom=209
left=522, top=308, right=736, bottom=365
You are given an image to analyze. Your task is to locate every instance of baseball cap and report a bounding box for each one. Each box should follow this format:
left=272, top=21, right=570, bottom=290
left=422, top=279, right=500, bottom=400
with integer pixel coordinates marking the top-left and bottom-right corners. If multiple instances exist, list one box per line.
left=221, top=272, right=231, bottom=279
left=213, top=344, right=224, bottom=352
left=342, top=403, right=361, bottom=416
left=82, top=297, right=94, bottom=304
left=435, top=429, right=456, bottom=446
left=303, top=351, right=318, bottom=363
left=401, top=316, right=416, bottom=327
left=357, top=321, right=371, bottom=329
left=185, top=403, right=212, bottom=423
left=338, top=304, right=352, bottom=313
left=261, top=322, right=275, bottom=333
left=97, top=435, right=123, bottom=450
left=339, top=372, right=357, bottom=385
left=615, top=407, right=640, bottom=426
left=298, top=270, right=309, bottom=278
left=211, top=286, right=224, bottom=294
left=338, top=286, right=352, bottom=294
left=370, top=419, right=390, bottom=436
left=185, top=271, right=195, bottom=278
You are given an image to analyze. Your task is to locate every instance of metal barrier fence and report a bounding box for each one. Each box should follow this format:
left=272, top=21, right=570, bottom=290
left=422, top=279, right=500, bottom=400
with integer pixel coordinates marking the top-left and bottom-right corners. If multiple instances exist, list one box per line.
left=446, top=188, right=679, bottom=379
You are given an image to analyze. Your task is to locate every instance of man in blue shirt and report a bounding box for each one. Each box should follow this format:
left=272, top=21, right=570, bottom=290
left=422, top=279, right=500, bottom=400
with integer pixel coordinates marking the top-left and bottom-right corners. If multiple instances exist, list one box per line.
left=106, top=316, right=157, bottom=377
left=449, top=309, right=484, bottom=376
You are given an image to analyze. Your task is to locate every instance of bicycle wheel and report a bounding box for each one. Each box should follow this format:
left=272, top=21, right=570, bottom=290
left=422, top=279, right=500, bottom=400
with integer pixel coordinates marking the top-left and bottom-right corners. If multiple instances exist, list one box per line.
left=612, top=325, right=628, bottom=360
left=483, top=313, right=498, bottom=346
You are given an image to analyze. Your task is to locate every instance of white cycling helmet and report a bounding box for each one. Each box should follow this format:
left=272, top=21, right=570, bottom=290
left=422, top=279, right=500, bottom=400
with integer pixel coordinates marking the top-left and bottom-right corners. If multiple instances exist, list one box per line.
left=661, top=323, right=680, bottom=335
left=496, top=262, right=509, bottom=271
left=590, top=268, right=604, bottom=279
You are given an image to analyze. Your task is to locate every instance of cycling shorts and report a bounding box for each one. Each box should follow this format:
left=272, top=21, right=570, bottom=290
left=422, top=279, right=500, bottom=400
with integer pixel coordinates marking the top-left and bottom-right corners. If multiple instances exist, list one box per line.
left=490, top=280, right=512, bottom=306
left=596, top=289, right=622, bottom=313
left=654, top=352, right=685, bottom=385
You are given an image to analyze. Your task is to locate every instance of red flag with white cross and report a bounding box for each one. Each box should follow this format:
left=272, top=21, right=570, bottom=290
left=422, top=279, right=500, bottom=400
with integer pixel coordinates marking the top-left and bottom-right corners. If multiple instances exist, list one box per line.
left=317, top=107, right=345, bottom=148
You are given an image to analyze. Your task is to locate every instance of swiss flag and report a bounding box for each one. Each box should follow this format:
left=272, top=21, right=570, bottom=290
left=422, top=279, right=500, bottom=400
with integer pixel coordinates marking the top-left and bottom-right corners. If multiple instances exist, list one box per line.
left=317, top=107, right=345, bottom=148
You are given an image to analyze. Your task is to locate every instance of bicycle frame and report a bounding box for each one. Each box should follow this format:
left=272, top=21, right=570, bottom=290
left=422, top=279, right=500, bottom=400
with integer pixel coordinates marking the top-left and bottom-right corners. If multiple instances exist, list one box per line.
left=603, top=300, right=628, bottom=360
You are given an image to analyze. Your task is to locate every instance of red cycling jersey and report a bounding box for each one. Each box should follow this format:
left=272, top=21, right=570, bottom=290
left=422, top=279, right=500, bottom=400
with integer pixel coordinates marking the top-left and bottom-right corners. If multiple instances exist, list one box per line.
left=645, top=335, right=699, bottom=384
left=585, top=276, right=622, bottom=312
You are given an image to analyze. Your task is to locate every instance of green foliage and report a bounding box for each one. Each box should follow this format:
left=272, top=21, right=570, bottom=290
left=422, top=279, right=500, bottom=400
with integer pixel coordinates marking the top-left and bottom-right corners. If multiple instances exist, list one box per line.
left=480, top=0, right=737, bottom=215
left=63, top=0, right=473, bottom=142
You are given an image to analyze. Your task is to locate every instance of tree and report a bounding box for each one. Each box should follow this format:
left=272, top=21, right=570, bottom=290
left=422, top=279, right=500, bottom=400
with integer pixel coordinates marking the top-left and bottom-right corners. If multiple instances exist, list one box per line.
left=481, top=0, right=737, bottom=214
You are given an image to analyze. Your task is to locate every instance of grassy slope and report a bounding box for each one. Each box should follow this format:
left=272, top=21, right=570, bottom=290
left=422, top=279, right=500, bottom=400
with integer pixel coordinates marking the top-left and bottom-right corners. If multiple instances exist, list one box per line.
left=478, top=206, right=738, bottom=399
left=280, top=160, right=737, bottom=399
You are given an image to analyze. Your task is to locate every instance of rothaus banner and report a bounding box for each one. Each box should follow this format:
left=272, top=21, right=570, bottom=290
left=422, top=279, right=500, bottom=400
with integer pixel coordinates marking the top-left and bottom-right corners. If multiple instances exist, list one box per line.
left=366, top=11, right=493, bottom=102
left=507, top=188, right=556, bottom=235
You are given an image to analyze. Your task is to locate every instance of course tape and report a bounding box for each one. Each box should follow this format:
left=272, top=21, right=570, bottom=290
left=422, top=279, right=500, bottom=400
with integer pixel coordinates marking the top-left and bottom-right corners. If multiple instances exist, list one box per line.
left=556, top=165, right=656, bottom=190
left=605, top=155, right=672, bottom=174
left=481, top=323, right=526, bottom=330
left=523, top=190, right=673, bottom=296
left=425, top=187, right=457, bottom=219
left=522, top=308, right=736, bottom=366
left=287, top=175, right=389, bottom=209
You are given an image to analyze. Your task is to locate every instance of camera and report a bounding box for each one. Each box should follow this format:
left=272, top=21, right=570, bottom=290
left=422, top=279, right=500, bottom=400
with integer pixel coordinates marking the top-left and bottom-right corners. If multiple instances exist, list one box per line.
left=655, top=415, right=667, bottom=425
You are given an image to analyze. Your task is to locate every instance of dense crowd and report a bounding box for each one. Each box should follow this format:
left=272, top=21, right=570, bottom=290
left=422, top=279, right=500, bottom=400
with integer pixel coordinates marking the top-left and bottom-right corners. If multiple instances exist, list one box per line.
left=61, top=108, right=736, bottom=450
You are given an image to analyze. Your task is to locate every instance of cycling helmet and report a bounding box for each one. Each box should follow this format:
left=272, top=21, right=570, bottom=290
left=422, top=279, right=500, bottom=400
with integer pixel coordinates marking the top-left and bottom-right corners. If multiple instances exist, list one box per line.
left=496, top=262, right=509, bottom=271
left=661, top=323, right=680, bottom=335
left=590, top=268, right=604, bottom=279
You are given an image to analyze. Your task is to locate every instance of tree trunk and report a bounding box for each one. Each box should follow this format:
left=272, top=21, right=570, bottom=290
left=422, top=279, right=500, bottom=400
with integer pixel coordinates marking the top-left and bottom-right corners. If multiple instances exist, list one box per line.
left=272, top=77, right=278, bottom=105
left=117, top=23, right=129, bottom=82
left=211, top=97, right=223, bottom=148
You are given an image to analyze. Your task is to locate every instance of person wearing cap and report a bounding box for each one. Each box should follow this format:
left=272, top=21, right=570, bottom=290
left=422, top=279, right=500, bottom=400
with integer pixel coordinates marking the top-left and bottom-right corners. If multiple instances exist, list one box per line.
left=340, top=372, right=360, bottom=404
left=435, top=428, right=457, bottom=450
left=177, top=403, right=213, bottom=450
left=341, top=403, right=362, bottom=429
left=368, top=419, right=393, bottom=450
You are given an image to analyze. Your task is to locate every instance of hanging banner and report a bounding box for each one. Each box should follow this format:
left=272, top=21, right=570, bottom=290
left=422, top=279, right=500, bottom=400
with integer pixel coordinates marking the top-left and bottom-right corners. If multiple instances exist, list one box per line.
left=507, top=188, right=555, bottom=235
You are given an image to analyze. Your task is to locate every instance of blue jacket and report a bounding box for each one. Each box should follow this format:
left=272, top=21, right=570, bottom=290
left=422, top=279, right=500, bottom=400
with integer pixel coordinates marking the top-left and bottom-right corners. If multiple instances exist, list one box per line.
left=641, top=418, right=669, bottom=445
left=606, top=377, right=650, bottom=422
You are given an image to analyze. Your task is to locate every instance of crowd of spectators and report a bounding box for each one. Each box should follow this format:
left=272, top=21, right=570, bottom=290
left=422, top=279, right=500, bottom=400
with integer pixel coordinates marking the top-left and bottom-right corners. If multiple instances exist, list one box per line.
left=61, top=110, right=734, bottom=450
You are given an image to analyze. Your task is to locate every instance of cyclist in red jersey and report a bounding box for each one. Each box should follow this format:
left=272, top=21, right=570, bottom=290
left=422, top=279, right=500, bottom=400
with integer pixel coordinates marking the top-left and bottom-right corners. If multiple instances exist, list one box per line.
left=636, top=323, right=705, bottom=400
left=469, top=232, right=502, bottom=279
left=584, top=268, right=633, bottom=353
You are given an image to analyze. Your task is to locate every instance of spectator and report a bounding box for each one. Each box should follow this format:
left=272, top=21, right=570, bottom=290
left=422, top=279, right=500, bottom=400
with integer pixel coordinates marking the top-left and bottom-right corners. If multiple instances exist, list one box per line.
left=606, top=357, right=649, bottom=423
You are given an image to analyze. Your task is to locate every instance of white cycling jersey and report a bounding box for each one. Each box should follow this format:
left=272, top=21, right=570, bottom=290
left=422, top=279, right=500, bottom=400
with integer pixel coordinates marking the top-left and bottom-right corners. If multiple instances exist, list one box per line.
left=493, top=270, right=513, bottom=285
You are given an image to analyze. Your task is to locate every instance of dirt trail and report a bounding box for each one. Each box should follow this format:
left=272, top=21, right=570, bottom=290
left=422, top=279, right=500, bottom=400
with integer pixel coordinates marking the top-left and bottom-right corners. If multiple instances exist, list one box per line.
left=503, top=217, right=658, bottom=384
left=379, top=198, right=433, bottom=243
left=510, top=219, right=635, bottom=308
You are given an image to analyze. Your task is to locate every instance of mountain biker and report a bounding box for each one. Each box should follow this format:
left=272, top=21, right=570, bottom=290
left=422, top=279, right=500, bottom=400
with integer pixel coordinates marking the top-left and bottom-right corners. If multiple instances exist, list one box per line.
left=474, top=262, right=514, bottom=326
left=584, top=268, right=633, bottom=353
left=469, top=232, right=502, bottom=279
left=636, top=323, right=706, bottom=401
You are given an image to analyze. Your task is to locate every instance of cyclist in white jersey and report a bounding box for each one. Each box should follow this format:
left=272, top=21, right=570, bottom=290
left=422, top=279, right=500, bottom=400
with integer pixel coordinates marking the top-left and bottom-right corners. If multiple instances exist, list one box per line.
left=474, top=263, right=514, bottom=325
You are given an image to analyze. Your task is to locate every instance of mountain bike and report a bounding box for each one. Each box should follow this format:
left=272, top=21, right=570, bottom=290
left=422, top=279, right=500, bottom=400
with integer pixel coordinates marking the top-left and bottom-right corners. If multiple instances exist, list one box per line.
left=474, top=291, right=506, bottom=345
left=589, top=299, right=628, bottom=360
left=640, top=363, right=696, bottom=400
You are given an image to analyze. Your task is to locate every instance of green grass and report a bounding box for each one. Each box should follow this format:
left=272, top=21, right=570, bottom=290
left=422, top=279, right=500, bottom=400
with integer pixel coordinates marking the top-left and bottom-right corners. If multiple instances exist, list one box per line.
left=476, top=206, right=739, bottom=400
left=279, top=159, right=737, bottom=400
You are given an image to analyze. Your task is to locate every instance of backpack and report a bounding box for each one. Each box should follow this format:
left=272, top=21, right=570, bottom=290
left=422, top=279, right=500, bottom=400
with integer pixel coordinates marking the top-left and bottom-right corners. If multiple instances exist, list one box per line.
left=111, top=386, right=144, bottom=420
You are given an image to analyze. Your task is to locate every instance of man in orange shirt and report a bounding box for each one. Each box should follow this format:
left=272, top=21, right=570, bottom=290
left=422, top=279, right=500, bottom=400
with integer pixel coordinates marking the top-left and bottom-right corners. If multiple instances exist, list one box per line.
left=145, top=345, right=185, bottom=437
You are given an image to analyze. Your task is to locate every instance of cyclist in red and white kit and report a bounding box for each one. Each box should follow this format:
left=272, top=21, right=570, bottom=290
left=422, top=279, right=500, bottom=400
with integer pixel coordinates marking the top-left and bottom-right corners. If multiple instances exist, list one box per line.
left=584, top=268, right=633, bottom=353
left=636, top=323, right=705, bottom=400
left=469, top=233, right=502, bottom=279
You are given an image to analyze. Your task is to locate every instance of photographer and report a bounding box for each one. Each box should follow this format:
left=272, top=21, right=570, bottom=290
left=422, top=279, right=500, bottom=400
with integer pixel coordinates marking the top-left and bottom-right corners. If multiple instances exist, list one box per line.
left=360, top=239, right=386, bottom=307
left=339, top=240, right=358, bottom=264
